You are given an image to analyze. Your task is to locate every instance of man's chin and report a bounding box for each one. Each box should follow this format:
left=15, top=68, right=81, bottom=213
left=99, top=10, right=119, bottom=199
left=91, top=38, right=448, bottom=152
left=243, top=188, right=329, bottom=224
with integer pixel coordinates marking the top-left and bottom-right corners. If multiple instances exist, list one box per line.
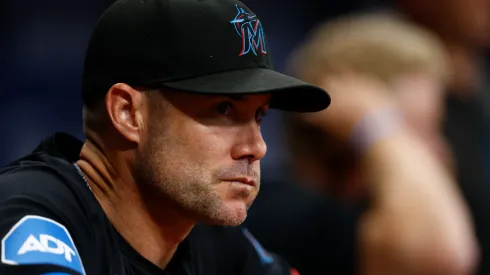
left=200, top=203, right=249, bottom=227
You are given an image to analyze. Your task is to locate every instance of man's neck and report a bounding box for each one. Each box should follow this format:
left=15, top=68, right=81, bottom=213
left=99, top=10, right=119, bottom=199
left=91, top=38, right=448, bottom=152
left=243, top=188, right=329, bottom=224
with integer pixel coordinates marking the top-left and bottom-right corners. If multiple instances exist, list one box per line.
left=76, top=140, right=195, bottom=269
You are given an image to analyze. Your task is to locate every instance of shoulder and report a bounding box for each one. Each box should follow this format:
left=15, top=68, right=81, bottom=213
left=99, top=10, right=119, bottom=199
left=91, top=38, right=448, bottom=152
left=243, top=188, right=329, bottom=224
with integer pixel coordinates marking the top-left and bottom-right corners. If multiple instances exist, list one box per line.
left=0, top=160, right=95, bottom=275
left=1, top=214, right=87, bottom=275
left=0, top=160, right=93, bottom=221
left=0, top=161, right=74, bottom=193
left=191, top=224, right=297, bottom=275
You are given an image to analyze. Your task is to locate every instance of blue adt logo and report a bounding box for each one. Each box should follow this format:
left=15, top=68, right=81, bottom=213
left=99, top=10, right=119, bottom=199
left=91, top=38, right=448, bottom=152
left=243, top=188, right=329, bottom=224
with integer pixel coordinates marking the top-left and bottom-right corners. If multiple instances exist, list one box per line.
left=230, top=4, right=267, bottom=56
left=1, top=215, right=86, bottom=275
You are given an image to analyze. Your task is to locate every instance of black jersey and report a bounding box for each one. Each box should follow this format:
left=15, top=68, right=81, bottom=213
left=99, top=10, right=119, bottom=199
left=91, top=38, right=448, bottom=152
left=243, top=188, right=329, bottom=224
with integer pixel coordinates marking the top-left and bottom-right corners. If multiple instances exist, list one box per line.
left=0, top=133, right=295, bottom=275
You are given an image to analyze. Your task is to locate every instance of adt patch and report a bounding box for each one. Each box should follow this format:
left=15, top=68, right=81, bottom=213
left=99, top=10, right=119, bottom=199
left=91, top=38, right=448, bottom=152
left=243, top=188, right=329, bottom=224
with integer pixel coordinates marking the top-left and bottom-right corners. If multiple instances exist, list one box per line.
left=1, top=215, right=86, bottom=275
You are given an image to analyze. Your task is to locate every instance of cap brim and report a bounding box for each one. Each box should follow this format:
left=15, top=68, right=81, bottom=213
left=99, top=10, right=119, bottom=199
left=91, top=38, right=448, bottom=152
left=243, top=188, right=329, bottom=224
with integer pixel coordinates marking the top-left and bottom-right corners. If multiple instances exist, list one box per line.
left=161, top=68, right=330, bottom=112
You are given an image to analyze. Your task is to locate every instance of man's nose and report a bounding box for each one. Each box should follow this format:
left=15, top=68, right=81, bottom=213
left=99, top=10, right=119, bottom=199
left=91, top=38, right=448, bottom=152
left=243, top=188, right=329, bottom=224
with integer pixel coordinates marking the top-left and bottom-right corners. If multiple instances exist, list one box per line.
left=230, top=123, right=267, bottom=163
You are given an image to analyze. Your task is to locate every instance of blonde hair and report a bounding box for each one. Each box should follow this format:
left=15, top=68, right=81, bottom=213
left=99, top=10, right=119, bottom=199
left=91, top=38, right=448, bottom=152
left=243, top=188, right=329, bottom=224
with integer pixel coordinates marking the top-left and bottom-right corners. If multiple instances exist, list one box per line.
left=284, top=13, right=451, bottom=176
left=287, top=12, right=450, bottom=86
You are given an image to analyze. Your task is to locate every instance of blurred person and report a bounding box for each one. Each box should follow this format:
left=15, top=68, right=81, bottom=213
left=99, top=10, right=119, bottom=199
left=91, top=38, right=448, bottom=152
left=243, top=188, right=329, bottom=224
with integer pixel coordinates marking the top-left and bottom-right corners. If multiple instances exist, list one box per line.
left=394, top=1, right=490, bottom=273
left=0, top=0, right=332, bottom=274
left=246, top=13, right=479, bottom=275
left=288, top=13, right=455, bottom=198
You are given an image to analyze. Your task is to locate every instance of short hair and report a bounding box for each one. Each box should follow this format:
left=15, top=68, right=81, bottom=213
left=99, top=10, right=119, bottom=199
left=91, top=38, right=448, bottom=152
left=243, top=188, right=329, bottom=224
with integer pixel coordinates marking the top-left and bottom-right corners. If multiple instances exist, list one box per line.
left=287, top=12, right=450, bottom=86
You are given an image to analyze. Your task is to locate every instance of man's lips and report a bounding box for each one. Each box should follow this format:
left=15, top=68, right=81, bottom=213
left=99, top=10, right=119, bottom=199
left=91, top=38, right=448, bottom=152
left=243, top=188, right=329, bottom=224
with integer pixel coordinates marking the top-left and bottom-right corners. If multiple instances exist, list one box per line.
left=222, top=177, right=256, bottom=187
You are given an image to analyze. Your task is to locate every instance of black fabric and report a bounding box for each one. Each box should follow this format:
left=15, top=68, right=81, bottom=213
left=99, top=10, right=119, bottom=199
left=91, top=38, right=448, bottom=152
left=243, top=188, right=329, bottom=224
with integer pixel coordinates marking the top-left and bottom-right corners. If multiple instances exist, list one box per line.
left=82, top=0, right=330, bottom=112
left=246, top=179, right=363, bottom=275
left=0, top=133, right=294, bottom=275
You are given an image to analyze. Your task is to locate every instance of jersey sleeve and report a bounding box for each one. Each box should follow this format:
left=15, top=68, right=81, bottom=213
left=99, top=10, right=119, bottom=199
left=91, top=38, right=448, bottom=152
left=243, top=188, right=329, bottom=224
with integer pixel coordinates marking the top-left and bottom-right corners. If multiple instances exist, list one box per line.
left=240, top=228, right=298, bottom=275
left=0, top=167, right=89, bottom=275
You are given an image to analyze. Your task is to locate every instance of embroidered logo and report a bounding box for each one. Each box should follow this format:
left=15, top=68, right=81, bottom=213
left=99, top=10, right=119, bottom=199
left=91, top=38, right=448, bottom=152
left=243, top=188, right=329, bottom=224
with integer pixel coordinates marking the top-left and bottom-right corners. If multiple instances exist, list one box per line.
left=230, top=5, right=267, bottom=56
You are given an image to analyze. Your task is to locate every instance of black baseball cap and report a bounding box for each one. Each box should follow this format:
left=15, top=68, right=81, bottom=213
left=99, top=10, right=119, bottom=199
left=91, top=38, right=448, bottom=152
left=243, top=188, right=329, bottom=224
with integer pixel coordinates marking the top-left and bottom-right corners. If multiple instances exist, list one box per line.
left=82, top=0, right=330, bottom=112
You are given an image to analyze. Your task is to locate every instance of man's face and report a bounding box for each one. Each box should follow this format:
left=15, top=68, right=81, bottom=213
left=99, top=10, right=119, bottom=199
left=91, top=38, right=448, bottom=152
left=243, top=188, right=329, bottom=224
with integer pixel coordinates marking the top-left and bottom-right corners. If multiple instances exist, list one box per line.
left=135, top=91, right=269, bottom=226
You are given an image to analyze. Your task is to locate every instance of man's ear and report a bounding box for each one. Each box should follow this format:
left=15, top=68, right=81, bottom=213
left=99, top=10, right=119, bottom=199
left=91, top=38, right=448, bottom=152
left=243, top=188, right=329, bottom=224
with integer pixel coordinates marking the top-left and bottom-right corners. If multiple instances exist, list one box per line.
left=105, top=83, right=145, bottom=144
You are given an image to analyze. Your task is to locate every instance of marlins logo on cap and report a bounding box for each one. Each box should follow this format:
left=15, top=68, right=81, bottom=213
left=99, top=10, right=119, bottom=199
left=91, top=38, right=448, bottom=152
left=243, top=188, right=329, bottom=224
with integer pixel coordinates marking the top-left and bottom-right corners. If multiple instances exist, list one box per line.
left=230, top=4, right=267, bottom=57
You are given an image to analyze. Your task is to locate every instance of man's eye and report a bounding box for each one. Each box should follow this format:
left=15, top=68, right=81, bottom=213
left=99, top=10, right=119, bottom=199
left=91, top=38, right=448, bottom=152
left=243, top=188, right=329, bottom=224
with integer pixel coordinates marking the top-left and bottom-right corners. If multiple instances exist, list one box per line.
left=216, top=102, right=233, bottom=115
left=256, top=109, right=267, bottom=123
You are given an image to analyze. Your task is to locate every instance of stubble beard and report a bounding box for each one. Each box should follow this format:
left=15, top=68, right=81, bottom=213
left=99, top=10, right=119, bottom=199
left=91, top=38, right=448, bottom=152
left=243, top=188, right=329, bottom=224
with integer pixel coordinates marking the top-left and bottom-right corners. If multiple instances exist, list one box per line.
left=134, top=137, right=250, bottom=227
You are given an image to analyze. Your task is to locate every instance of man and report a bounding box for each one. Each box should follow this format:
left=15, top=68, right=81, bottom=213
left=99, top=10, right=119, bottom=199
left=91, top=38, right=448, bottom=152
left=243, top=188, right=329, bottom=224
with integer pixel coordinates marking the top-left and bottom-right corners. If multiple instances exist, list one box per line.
left=246, top=13, right=478, bottom=275
left=0, top=0, right=330, bottom=274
